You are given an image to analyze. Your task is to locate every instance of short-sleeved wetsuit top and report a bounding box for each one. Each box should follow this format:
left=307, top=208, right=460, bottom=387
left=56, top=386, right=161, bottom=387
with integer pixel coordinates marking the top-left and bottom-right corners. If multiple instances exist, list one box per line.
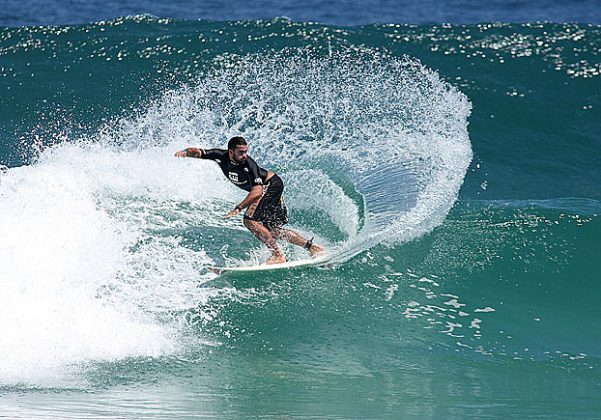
left=200, top=148, right=269, bottom=192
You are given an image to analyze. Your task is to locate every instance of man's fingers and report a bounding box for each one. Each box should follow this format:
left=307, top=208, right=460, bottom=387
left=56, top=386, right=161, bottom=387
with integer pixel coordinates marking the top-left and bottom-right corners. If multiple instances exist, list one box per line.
left=224, top=209, right=240, bottom=218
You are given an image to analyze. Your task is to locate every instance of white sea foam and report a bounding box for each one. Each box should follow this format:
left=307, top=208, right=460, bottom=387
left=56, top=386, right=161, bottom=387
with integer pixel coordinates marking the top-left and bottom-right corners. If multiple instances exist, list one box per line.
left=0, top=143, right=230, bottom=387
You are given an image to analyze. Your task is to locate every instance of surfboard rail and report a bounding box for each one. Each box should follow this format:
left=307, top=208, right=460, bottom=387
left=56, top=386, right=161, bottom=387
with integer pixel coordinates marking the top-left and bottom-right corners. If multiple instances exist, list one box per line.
left=208, top=253, right=331, bottom=275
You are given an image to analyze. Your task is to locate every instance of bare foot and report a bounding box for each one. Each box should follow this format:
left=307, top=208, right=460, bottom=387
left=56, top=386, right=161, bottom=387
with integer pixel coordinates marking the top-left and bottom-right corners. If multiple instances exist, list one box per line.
left=308, top=244, right=324, bottom=257
left=265, top=254, right=286, bottom=265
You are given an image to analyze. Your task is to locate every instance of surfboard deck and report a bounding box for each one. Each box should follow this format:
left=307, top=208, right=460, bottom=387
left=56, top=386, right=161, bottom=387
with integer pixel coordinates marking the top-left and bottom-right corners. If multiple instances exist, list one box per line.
left=208, top=254, right=330, bottom=275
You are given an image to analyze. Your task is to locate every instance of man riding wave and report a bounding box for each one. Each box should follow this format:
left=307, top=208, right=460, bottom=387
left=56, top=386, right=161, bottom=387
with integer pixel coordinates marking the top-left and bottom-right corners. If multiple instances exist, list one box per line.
left=175, top=136, right=324, bottom=264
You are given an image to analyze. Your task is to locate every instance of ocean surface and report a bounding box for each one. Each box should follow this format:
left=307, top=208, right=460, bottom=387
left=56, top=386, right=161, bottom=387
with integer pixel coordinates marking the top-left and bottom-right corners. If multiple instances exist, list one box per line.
left=1, top=1, right=600, bottom=418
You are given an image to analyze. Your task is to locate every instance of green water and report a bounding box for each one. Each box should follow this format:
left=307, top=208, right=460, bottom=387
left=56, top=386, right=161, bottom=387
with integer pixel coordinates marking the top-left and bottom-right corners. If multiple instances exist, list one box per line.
left=1, top=17, right=600, bottom=418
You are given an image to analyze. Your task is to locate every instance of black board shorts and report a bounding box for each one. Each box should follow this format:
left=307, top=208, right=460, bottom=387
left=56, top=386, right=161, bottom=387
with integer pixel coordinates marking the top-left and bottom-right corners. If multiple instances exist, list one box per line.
left=245, top=174, right=288, bottom=230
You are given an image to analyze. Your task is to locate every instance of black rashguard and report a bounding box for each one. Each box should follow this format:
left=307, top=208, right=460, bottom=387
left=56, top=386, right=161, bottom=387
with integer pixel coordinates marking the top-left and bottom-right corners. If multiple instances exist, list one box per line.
left=200, top=148, right=269, bottom=192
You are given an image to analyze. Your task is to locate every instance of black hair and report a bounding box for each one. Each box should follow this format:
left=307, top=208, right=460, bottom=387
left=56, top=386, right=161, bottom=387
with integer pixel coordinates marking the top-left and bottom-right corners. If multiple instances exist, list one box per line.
left=227, top=136, right=247, bottom=150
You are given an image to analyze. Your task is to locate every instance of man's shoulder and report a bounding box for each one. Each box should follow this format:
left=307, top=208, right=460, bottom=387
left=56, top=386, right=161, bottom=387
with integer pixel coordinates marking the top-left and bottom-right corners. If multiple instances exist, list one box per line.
left=203, top=148, right=227, bottom=154
left=245, top=155, right=260, bottom=166
left=202, top=148, right=227, bottom=161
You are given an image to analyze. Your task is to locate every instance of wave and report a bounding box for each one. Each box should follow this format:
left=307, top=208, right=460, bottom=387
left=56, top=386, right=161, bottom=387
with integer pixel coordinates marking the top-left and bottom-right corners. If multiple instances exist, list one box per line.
left=0, top=38, right=472, bottom=387
left=101, top=49, right=472, bottom=260
left=464, top=197, right=601, bottom=215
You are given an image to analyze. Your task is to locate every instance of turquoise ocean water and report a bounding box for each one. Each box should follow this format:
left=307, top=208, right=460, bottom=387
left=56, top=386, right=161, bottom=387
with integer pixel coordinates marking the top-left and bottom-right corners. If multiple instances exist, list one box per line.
left=1, top=16, right=600, bottom=418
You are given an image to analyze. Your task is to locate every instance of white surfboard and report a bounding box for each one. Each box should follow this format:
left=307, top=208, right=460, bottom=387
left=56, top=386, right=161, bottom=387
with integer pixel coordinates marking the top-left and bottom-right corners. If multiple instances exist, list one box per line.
left=208, top=253, right=331, bottom=275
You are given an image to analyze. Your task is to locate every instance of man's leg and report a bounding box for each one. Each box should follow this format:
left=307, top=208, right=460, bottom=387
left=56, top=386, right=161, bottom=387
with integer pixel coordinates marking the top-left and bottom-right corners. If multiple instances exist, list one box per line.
left=271, top=227, right=324, bottom=257
left=243, top=218, right=286, bottom=264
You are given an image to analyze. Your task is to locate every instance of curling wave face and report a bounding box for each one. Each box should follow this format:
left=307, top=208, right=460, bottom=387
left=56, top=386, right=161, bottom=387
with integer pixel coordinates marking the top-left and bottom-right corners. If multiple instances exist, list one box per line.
left=109, top=50, right=473, bottom=260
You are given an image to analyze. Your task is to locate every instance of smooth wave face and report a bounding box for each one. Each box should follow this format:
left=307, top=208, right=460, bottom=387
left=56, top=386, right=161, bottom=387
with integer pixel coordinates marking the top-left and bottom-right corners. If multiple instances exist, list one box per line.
left=0, top=17, right=599, bottom=418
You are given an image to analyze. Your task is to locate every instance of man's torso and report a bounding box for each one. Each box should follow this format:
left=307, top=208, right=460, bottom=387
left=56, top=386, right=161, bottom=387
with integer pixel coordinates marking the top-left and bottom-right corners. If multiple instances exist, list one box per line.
left=201, top=148, right=269, bottom=191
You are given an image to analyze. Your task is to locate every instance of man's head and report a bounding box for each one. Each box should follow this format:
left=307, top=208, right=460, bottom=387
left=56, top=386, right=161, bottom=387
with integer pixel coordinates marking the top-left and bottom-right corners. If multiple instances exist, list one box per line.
left=228, top=136, right=248, bottom=163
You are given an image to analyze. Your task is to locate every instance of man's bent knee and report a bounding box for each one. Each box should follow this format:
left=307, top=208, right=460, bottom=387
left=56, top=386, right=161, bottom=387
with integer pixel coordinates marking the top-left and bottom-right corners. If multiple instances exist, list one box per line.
left=243, top=217, right=258, bottom=230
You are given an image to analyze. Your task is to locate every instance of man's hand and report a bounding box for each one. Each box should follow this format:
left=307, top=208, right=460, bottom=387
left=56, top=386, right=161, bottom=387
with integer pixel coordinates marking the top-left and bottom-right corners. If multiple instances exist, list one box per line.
left=225, top=208, right=241, bottom=218
left=226, top=186, right=261, bottom=219
left=175, top=148, right=202, bottom=158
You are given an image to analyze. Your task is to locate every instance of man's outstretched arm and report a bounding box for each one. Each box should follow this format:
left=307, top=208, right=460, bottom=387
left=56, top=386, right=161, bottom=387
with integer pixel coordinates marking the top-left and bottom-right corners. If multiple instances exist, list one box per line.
left=175, top=147, right=202, bottom=158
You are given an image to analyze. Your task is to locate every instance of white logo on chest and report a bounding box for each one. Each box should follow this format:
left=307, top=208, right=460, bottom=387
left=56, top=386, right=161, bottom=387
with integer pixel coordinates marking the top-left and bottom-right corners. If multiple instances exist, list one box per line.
left=228, top=172, right=244, bottom=184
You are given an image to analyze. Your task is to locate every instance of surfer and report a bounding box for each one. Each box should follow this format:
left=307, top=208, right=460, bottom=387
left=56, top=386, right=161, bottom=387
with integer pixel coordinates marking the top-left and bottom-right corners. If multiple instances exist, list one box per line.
left=175, top=136, right=324, bottom=264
